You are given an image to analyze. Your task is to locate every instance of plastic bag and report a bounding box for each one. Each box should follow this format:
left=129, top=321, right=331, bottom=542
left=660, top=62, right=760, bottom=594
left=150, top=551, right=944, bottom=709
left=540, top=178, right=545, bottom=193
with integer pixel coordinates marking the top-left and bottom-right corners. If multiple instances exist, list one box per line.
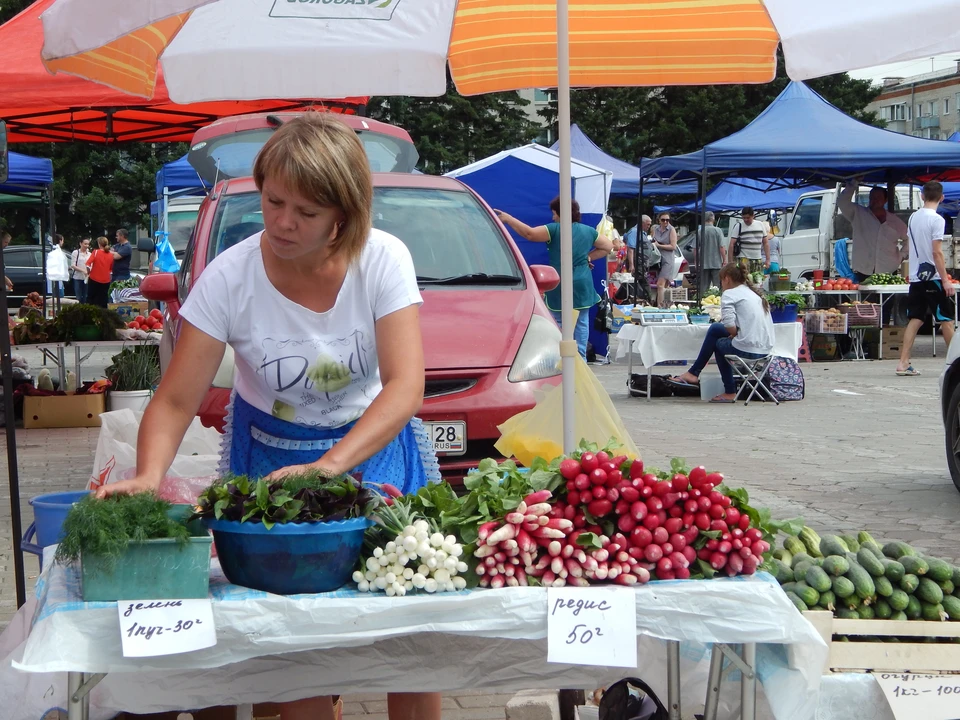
left=88, top=409, right=222, bottom=503
left=45, top=247, right=70, bottom=282
left=154, top=231, right=181, bottom=273
left=495, top=355, right=642, bottom=466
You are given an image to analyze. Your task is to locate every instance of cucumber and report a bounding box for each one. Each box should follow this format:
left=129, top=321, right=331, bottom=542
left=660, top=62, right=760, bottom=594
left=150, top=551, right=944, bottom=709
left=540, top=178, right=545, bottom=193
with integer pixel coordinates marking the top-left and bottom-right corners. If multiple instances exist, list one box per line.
left=794, top=561, right=815, bottom=583
left=844, top=594, right=862, bottom=611
left=882, top=541, right=916, bottom=560
left=858, top=530, right=878, bottom=547
left=839, top=534, right=861, bottom=553
left=806, top=565, right=833, bottom=593
left=942, top=595, right=960, bottom=620
left=818, top=590, right=837, bottom=611
left=846, top=561, right=876, bottom=600
left=836, top=608, right=859, bottom=620
left=861, top=541, right=884, bottom=559
left=781, top=581, right=797, bottom=594
left=773, top=548, right=793, bottom=565
left=874, top=598, right=892, bottom=619
left=900, top=556, right=929, bottom=576
left=917, top=577, right=944, bottom=605
left=799, top=527, right=823, bottom=558
left=921, top=601, right=947, bottom=622
left=906, top=595, right=922, bottom=620
left=889, top=589, right=910, bottom=611
left=793, top=581, right=820, bottom=608
left=952, top=566, right=960, bottom=587
left=858, top=605, right=876, bottom=619
left=891, top=610, right=909, bottom=621
left=832, top=576, right=856, bottom=598
left=791, top=552, right=813, bottom=569
left=941, top=580, right=955, bottom=596
left=819, top=535, right=849, bottom=557
left=882, top=558, right=906, bottom=583
left=785, top=591, right=808, bottom=612
left=874, top=576, right=894, bottom=598
left=783, top=536, right=806, bottom=558
left=773, top=559, right=794, bottom=585
left=822, top=555, right=851, bottom=577
left=926, top=558, right=953, bottom=583
left=857, top=548, right=886, bottom=578
left=900, top=574, right=920, bottom=594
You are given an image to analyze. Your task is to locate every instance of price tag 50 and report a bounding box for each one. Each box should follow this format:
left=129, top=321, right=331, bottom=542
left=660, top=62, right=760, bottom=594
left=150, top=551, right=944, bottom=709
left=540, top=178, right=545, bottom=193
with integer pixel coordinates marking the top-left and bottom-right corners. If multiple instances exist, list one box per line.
left=547, top=587, right=637, bottom=669
left=118, top=599, right=217, bottom=658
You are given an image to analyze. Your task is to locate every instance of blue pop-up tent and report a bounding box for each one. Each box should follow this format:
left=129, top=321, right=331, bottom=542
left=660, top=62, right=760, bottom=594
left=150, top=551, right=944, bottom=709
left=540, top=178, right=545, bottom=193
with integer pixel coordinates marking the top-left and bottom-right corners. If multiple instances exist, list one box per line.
left=551, top=125, right=696, bottom=198
left=151, top=154, right=209, bottom=215
left=655, top=177, right=808, bottom=214
left=447, top=144, right=614, bottom=357
left=0, top=151, right=53, bottom=203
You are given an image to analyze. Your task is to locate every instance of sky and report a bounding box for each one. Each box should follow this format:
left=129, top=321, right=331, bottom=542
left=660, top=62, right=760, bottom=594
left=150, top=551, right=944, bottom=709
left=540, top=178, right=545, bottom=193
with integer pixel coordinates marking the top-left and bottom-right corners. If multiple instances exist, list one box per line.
left=848, top=54, right=959, bottom=84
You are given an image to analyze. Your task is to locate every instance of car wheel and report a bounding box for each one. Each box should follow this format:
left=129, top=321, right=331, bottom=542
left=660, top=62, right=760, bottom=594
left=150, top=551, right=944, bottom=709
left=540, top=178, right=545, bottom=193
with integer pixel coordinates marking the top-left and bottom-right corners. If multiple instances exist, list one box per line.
left=945, top=380, right=960, bottom=492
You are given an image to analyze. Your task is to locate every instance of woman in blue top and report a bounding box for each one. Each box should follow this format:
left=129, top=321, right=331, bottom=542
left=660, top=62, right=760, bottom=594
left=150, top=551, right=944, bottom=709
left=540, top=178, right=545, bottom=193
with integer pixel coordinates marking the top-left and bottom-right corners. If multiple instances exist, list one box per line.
left=495, top=197, right=614, bottom=359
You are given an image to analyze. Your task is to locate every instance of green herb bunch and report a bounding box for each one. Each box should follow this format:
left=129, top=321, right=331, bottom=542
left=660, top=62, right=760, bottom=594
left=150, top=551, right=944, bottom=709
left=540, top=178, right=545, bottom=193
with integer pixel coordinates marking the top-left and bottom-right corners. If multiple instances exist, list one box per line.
left=55, top=493, right=191, bottom=569
left=54, top=303, right=126, bottom=341
left=194, top=470, right=381, bottom=529
left=105, top=346, right=161, bottom=391
left=766, top=292, right=807, bottom=310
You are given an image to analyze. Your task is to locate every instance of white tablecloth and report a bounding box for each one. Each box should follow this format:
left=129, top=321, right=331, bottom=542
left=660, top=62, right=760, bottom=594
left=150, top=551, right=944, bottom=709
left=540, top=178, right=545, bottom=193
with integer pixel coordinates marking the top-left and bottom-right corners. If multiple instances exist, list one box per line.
left=615, top=323, right=803, bottom=366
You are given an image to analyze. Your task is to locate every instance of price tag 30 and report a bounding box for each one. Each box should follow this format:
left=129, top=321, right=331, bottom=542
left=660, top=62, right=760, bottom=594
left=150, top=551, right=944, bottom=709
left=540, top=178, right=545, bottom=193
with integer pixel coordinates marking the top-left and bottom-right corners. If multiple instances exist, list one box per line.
left=547, top=587, right=637, bottom=668
left=117, top=599, right=217, bottom=658
left=874, top=673, right=960, bottom=720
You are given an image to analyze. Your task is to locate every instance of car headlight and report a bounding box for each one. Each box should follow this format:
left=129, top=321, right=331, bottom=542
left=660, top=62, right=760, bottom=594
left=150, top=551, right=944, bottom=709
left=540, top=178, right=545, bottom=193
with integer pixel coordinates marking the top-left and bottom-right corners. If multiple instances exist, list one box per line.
left=508, top=314, right=562, bottom=382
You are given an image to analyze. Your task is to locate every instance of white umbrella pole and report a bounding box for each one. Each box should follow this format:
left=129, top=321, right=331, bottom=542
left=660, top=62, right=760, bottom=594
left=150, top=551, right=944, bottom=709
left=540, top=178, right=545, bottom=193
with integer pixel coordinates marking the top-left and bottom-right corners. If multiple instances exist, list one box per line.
left=556, top=0, right=575, bottom=454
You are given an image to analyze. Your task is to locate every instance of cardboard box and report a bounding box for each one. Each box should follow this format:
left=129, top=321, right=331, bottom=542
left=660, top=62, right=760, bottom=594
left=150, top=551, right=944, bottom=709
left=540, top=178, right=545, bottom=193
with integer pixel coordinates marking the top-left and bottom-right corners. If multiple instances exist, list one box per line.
left=108, top=301, right=149, bottom=322
left=882, top=326, right=905, bottom=357
left=23, top=393, right=104, bottom=429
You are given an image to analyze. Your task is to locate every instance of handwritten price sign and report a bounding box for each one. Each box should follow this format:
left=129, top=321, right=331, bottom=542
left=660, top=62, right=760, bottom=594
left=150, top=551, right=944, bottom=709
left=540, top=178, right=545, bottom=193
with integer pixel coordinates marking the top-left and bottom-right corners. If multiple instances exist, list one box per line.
left=117, top=599, right=216, bottom=658
left=874, top=673, right=960, bottom=720
left=547, top=587, right=637, bottom=668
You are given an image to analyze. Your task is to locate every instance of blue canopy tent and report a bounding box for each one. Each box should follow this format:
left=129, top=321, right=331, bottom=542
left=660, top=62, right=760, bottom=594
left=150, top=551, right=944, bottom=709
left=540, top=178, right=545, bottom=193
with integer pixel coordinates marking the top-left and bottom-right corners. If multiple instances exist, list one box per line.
left=446, top=144, right=614, bottom=357
left=150, top=154, right=208, bottom=216
left=946, top=132, right=960, bottom=142
left=655, top=177, right=808, bottom=214
left=0, top=150, right=53, bottom=204
left=551, top=125, right=696, bottom=198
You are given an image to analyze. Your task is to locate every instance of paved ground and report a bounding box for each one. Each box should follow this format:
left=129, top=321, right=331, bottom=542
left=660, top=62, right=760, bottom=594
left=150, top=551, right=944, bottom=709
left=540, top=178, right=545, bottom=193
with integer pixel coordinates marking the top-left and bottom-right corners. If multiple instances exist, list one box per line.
left=1, top=337, right=959, bottom=718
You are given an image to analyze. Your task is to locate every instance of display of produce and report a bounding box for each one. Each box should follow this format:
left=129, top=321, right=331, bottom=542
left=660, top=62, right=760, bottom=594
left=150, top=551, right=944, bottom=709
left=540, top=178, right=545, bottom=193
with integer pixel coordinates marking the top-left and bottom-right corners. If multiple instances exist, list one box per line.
left=860, top=273, right=905, bottom=286
left=770, top=529, right=960, bottom=623
left=804, top=308, right=848, bottom=334
left=794, top=280, right=815, bottom=292
left=126, top=309, right=164, bottom=332
left=820, top=277, right=858, bottom=291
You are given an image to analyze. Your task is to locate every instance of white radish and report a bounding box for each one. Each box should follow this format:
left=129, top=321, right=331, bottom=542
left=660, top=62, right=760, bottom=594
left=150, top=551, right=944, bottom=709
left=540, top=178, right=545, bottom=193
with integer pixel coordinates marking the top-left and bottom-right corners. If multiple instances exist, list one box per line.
left=358, top=580, right=370, bottom=592
left=384, top=572, right=396, bottom=585
left=425, top=578, right=439, bottom=593
left=352, top=570, right=364, bottom=583
left=402, top=568, right=415, bottom=580
left=430, top=532, right=445, bottom=548
left=413, top=573, right=427, bottom=588
left=453, top=576, right=467, bottom=590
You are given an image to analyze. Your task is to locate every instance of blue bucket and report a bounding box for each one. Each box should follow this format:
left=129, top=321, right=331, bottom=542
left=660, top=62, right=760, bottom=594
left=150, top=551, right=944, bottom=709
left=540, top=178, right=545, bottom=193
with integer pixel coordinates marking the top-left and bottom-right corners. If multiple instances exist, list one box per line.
left=203, top=516, right=372, bottom=595
left=23, top=490, right=90, bottom=556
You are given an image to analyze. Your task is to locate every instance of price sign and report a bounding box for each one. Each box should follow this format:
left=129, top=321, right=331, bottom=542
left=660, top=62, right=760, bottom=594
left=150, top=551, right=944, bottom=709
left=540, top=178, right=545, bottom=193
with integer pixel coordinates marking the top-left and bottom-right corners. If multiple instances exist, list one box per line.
left=874, top=673, right=960, bottom=720
left=547, top=587, right=637, bottom=668
left=117, top=599, right=216, bottom=658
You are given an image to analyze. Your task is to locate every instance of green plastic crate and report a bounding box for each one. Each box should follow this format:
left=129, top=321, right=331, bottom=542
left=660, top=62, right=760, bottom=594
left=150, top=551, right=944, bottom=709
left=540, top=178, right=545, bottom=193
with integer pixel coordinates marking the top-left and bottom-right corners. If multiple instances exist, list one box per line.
left=80, top=507, right=212, bottom=602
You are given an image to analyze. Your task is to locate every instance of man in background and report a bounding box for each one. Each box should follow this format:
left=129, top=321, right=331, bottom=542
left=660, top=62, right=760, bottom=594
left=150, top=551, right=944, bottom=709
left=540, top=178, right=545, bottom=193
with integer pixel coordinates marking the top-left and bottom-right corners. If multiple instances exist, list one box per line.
left=728, top=206, right=770, bottom=275
left=698, top=211, right=726, bottom=291
left=838, top=180, right=907, bottom=282
left=111, top=228, right=132, bottom=282
left=896, top=181, right=954, bottom=377
left=624, top=215, right=651, bottom=274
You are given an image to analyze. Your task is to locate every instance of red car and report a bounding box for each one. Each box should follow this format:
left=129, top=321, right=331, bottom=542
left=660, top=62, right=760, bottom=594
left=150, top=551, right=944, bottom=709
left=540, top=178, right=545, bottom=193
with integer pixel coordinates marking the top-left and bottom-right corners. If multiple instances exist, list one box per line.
left=142, top=144, right=562, bottom=480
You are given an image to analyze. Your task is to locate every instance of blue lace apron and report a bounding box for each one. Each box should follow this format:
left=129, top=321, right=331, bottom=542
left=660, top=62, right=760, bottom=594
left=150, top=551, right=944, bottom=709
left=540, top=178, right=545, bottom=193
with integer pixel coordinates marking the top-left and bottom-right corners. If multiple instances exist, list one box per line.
left=221, top=394, right=440, bottom=495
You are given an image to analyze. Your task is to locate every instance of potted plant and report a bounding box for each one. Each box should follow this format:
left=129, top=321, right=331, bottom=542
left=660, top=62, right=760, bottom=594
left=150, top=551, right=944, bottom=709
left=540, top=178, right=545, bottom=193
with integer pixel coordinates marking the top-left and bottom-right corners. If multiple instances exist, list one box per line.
left=766, top=292, right=806, bottom=324
left=193, top=471, right=381, bottom=595
left=105, top=345, right=161, bottom=412
left=54, top=303, right=125, bottom=341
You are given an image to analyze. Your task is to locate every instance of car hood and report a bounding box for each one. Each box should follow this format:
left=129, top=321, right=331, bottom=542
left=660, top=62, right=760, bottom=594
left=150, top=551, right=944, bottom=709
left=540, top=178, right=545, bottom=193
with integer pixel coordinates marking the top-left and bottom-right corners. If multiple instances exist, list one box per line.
left=421, top=288, right=535, bottom=370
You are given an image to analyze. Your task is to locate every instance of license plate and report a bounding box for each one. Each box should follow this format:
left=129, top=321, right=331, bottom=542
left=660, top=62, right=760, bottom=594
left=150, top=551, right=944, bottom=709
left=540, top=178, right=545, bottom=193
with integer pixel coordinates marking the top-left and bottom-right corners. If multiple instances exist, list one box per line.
left=426, top=422, right=466, bottom=456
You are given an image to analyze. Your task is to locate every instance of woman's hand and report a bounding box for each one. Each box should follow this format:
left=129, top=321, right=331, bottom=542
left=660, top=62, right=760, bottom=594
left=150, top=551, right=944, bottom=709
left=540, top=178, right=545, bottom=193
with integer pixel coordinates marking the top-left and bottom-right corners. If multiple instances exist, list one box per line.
left=95, top=475, right=161, bottom=499
left=264, top=461, right=338, bottom=483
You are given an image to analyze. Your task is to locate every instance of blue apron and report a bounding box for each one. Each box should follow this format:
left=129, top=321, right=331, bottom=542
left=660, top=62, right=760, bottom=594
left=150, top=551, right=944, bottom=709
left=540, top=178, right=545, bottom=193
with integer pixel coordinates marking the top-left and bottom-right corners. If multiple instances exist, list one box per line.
left=221, top=394, right=440, bottom=495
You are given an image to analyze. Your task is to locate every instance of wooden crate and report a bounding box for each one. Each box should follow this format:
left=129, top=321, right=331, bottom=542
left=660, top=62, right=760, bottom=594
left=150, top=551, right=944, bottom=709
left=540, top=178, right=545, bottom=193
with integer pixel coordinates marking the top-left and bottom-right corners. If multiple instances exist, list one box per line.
left=804, top=610, right=960, bottom=673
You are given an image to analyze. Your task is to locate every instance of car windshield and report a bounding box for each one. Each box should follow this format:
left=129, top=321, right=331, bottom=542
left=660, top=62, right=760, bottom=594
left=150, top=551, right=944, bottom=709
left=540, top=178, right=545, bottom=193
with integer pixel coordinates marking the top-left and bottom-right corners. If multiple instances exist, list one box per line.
left=207, top=187, right=523, bottom=285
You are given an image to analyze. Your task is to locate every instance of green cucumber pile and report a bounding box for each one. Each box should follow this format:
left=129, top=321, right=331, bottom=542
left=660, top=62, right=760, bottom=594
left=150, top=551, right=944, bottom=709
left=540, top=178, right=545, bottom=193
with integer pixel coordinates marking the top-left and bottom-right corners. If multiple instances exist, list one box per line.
left=860, top=273, right=906, bottom=286
left=771, top=529, right=960, bottom=623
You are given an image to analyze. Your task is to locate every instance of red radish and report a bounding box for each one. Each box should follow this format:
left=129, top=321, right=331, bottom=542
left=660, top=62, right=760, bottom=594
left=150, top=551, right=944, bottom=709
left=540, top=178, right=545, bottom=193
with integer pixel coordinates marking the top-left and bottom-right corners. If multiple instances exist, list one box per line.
left=629, top=460, right=646, bottom=479
left=644, top=544, right=663, bottom=562
left=701, top=484, right=715, bottom=494
left=575, top=474, right=591, bottom=491
left=640, top=485, right=653, bottom=499
left=709, top=504, right=726, bottom=519
left=697, top=548, right=713, bottom=561
left=739, top=546, right=753, bottom=559
left=646, top=497, right=663, bottom=513
left=565, top=480, right=576, bottom=492
left=606, top=487, right=620, bottom=502
left=478, top=521, right=499, bottom=543
left=661, top=543, right=673, bottom=555
left=682, top=526, right=699, bottom=544
left=614, top=499, right=630, bottom=516
left=580, top=453, right=598, bottom=472
left=682, top=512, right=695, bottom=527
left=588, top=525, right=604, bottom=535
left=697, top=497, right=712, bottom=511
left=563, top=505, right=576, bottom=520
left=738, top=514, right=751, bottom=530
left=658, top=569, right=676, bottom=580
left=653, top=481, right=673, bottom=498
left=527, top=502, right=552, bottom=517
left=725, top=508, right=741, bottom=527
left=718, top=541, right=732, bottom=554
left=706, top=472, right=724, bottom=486
left=611, top=455, right=628, bottom=468
left=630, top=502, right=649, bottom=522
left=742, top=555, right=759, bottom=574
left=656, top=557, right=673, bottom=574
left=710, top=520, right=728, bottom=533
left=651, top=526, right=669, bottom=545
left=753, top=540, right=770, bottom=555
left=628, top=546, right=645, bottom=560
left=681, top=546, right=697, bottom=564
left=708, top=490, right=723, bottom=504
left=732, top=528, right=744, bottom=539
left=589, top=468, right=608, bottom=486
left=587, top=499, right=613, bottom=517
left=635, top=567, right=652, bottom=583
left=688, top=466, right=707, bottom=487
left=664, top=517, right=683, bottom=534
left=573, top=515, right=587, bottom=529
left=669, top=533, right=686, bottom=551
left=592, top=486, right=607, bottom=500
left=516, top=529, right=536, bottom=552
left=580, top=489, right=594, bottom=504
left=705, top=538, right=719, bottom=551
left=606, top=470, right=623, bottom=487
left=684, top=499, right=699, bottom=514
left=690, top=488, right=702, bottom=498
left=641, top=513, right=660, bottom=531
left=727, top=553, right=744, bottom=576
left=710, top=552, right=728, bottom=570
left=745, top=528, right=763, bottom=542
left=620, top=486, right=640, bottom=503
left=505, top=512, right=525, bottom=525
left=567, top=490, right=581, bottom=506
left=615, top=573, right=638, bottom=586
left=667, top=506, right=683, bottom=518
left=559, top=460, right=581, bottom=481
left=631, top=527, right=653, bottom=547
left=675, top=567, right=691, bottom=580
left=719, top=495, right=732, bottom=508
left=669, top=551, right=688, bottom=569
left=694, top=513, right=711, bottom=530
left=663, top=492, right=682, bottom=508
left=599, top=462, right=617, bottom=476
left=596, top=450, right=610, bottom=464
left=671, top=474, right=689, bottom=492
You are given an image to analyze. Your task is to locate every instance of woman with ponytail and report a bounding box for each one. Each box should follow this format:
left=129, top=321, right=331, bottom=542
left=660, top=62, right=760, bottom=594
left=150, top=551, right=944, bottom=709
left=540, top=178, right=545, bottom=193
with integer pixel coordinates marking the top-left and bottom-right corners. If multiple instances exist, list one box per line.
left=667, top=263, right=775, bottom=402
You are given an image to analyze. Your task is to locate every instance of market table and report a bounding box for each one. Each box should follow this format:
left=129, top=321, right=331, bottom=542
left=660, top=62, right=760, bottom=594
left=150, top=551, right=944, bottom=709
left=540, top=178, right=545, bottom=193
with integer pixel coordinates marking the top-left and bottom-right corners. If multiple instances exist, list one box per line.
left=857, top=284, right=959, bottom=359
left=27, top=335, right=161, bottom=389
left=1, top=557, right=827, bottom=720
left=615, top=323, right=803, bottom=400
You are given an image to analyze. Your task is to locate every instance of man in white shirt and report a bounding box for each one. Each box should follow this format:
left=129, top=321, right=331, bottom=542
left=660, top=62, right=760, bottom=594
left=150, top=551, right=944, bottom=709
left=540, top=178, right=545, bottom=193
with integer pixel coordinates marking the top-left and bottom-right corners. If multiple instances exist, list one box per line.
left=838, top=181, right=908, bottom=281
left=727, top=207, right=771, bottom=276
left=896, top=181, right=954, bottom=376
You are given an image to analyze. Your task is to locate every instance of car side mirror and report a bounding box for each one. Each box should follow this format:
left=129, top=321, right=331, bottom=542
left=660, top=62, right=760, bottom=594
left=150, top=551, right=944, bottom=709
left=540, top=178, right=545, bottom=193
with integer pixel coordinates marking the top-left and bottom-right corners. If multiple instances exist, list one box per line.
left=140, top=272, right=178, bottom=304
left=137, top=237, right=156, bottom=254
left=530, top=264, right=559, bottom=294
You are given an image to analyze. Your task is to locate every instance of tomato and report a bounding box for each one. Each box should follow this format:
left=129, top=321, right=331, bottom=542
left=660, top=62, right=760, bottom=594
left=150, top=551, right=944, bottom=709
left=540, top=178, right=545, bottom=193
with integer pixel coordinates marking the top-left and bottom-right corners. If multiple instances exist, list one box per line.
left=150, top=309, right=163, bottom=320
left=130, top=322, right=141, bottom=330
left=135, top=315, right=146, bottom=324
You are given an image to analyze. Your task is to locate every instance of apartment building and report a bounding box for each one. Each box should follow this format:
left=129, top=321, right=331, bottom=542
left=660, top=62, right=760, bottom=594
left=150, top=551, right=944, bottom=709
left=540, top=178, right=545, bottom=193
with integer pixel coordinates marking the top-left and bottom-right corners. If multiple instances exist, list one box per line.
left=517, top=88, right=556, bottom=145
left=867, top=62, right=960, bottom=140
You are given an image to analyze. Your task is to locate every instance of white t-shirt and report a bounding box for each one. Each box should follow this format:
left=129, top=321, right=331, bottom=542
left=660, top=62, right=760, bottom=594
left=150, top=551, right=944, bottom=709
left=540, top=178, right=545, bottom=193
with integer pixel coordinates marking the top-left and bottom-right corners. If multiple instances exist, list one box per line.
left=907, top=208, right=946, bottom=283
left=721, top=284, right=775, bottom=355
left=180, top=230, right=422, bottom=428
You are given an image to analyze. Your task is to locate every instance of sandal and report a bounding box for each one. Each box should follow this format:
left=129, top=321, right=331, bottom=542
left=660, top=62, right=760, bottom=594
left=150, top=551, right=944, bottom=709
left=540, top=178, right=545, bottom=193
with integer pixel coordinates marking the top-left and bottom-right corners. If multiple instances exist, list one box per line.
left=895, top=366, right=921, bottom=376
left=665, top=376, right=699, bottom=388
left=709, top=395, right=735, bottom=403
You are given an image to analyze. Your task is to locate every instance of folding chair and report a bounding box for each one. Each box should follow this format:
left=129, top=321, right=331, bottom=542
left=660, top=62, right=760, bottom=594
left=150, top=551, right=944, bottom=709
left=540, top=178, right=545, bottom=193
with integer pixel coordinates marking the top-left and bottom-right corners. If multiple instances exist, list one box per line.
left=724, top=354, right=779, bottom=406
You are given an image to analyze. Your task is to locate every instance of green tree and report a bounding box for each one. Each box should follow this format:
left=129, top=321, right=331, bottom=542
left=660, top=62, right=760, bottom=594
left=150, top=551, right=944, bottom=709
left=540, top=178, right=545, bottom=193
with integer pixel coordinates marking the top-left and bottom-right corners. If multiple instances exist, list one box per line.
left=367, top=72, right=541, bottom=174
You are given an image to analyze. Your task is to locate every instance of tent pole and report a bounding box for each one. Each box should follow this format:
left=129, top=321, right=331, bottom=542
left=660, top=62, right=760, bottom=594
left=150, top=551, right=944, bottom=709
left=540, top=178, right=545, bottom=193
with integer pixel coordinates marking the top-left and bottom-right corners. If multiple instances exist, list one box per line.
left=698, top=169, right=707, bottom=304
left=556, top=0, right=575, bottom=454
left=0, top=241, right=26, bottom=608
left=634, top=170, right=648, bottom=304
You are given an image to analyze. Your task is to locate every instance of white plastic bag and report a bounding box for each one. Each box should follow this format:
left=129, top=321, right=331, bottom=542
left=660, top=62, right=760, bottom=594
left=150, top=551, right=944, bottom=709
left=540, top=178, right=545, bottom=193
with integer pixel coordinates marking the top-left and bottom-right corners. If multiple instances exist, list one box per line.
left=45, top=247, right=71, bottom=282
left=88, top=409, right=222, bottom=503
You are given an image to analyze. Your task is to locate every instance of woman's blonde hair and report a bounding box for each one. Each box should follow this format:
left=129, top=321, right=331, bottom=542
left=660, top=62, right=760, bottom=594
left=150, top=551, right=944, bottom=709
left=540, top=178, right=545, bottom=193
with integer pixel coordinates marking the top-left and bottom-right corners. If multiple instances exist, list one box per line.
left=253, top=112, right=373, bottom=265
left=96, top=236, right=109, bottom=250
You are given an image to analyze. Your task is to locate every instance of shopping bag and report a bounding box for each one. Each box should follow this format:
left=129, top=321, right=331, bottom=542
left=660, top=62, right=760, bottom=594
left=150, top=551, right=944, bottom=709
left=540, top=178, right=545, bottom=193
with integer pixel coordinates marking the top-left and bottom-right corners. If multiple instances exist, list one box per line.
left=88, top=409, right=222, bottom=503
left=495, top=355, right=641, bottom=466
left=154, top=231, right=181, bottom=273
left=45, top=247, right=71, bottom=282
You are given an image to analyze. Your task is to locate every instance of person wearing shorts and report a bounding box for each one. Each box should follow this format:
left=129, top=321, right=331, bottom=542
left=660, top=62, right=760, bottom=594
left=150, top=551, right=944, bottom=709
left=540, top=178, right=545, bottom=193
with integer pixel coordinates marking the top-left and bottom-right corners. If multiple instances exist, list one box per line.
left=898, top=181, right=955, bottom=376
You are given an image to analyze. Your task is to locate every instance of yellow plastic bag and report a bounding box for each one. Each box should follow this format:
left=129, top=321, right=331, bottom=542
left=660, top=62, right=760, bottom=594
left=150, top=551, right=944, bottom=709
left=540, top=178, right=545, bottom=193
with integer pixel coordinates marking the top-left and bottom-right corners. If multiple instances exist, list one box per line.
left=495, top=355, right=641, bottom=466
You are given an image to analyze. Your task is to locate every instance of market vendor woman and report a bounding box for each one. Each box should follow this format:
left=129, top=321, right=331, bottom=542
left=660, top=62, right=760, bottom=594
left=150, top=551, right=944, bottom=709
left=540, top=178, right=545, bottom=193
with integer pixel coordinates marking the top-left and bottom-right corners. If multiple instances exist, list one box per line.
left=98, top=113, right=441, bottom=720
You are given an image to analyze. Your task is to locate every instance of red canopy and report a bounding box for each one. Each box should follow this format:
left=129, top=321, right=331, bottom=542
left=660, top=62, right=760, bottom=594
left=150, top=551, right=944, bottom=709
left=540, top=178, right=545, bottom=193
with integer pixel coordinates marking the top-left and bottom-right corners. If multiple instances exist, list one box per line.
left=0, top=0, right=367, bottom=143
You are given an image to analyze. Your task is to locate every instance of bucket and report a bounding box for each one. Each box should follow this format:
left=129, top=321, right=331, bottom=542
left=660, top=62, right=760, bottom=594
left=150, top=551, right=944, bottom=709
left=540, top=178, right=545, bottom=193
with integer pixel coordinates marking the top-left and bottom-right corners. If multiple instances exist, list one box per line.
left=699, top=374, right=726, bottom=401
left=770, top=304, right=799, bottom=324
left=813, top=269, right=824, bottom=290
left=25, top=490, right=89, bottom=554
left=107, top=389, right=152, bottom=413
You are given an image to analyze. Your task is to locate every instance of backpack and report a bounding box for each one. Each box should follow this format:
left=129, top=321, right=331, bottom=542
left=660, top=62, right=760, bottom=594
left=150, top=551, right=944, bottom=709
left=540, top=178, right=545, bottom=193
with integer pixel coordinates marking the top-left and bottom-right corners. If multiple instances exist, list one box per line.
left=764, top=357, right=805, bottom=401
left=598, top=677, right=669, bottom=720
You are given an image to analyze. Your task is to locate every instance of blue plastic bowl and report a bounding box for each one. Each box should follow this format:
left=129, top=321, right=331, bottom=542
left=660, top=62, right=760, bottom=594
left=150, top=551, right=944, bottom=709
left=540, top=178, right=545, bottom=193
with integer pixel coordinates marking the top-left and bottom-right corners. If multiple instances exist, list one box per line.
left=30, top=490, right=90, bottom=547
left=203, top=516, right=372, bottom=595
